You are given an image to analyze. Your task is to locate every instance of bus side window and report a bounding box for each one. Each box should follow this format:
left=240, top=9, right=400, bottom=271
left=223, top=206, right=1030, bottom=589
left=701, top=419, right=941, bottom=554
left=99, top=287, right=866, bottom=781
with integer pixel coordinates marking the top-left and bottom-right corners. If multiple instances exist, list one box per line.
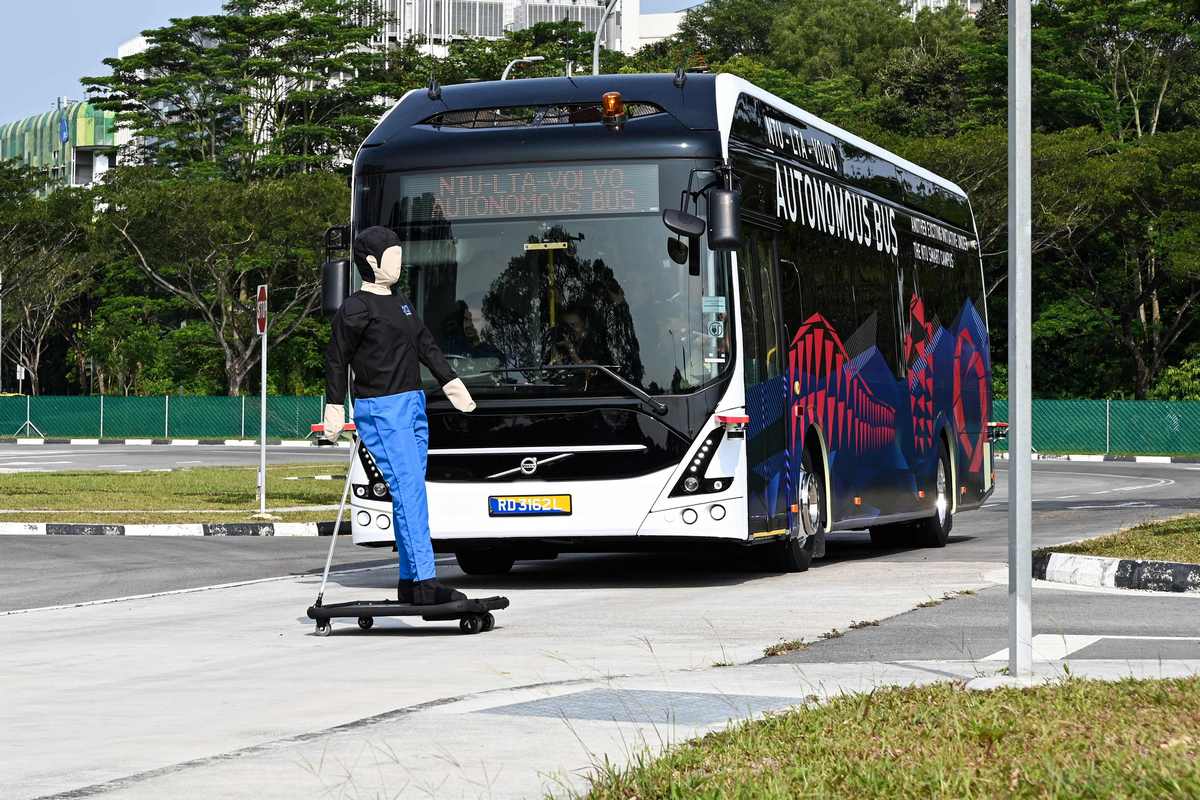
left=737, top=244, right=762, bottom=384
left=778, top=258, right=804, bottom=342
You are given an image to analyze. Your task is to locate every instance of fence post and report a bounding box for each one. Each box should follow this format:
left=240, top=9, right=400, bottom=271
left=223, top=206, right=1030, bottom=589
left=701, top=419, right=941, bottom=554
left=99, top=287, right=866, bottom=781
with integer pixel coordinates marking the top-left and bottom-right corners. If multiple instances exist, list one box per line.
left=165, top=395, right=170, bottom=439
left=99, top=395, right=104, bottom=439
left=1105, top=399, right=1111, bottom=454
left=241, top=395, right=246, bottom=439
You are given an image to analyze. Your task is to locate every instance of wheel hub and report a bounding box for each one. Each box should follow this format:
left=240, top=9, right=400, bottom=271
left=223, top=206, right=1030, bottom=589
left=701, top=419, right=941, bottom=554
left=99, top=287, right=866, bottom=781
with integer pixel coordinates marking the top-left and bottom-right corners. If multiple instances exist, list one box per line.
left=935, top=460, right=948, bottom=525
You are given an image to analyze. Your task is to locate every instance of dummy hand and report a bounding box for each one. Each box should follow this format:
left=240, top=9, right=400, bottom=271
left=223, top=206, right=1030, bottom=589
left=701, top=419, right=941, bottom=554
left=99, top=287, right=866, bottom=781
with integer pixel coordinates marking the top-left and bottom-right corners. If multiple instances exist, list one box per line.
left=322, top=404, right=345, bottom=441
left=442, top=378, right=476, bottom=413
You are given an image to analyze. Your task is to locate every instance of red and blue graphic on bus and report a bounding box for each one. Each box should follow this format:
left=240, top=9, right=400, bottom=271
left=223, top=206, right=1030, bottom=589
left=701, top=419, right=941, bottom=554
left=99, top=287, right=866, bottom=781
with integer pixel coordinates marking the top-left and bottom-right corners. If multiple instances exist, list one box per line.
left=746, top=295, right=990, bottom=527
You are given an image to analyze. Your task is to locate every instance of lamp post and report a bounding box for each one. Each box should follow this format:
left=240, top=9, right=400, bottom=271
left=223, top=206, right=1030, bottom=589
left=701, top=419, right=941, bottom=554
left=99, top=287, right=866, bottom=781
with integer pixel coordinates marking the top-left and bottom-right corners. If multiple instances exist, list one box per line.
left=592, top=0, right=621, bottom=76
left=501, top=55, right=546, bottom=81
left=1008, top=0, right=1034, bottom=680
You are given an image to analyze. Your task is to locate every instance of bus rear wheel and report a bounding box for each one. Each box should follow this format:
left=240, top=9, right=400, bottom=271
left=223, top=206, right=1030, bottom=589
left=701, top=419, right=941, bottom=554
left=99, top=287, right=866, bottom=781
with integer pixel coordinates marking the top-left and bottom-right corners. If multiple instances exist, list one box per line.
left=913, top=445, right=954, bottom=548
left=455, top=550, right=515, bottom=575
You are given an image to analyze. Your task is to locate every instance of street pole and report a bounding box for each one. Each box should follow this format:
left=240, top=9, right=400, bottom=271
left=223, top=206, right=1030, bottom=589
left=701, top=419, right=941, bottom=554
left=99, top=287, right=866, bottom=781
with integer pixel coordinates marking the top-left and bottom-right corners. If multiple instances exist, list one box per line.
left=592, top=0, right=620, bottom=76
left=1008, top=0, right=1033, bottom=680
left=255, top=284, right=270, bottom=518
left=259, top=326, right=267, bottom=515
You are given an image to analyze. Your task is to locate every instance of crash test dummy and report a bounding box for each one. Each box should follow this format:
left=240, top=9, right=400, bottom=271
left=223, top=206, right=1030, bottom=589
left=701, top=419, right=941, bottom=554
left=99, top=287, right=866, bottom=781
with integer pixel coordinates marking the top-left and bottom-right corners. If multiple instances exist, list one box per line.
left=323, top=226, right=477, bottom=605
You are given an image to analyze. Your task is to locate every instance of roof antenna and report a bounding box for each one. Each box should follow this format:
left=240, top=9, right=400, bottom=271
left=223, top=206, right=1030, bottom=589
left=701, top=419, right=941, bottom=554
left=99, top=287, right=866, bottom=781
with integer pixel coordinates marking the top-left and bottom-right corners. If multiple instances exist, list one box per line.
left=427, top=76, right=441, bottom=101
left=673, top=66, right=686, bottom=89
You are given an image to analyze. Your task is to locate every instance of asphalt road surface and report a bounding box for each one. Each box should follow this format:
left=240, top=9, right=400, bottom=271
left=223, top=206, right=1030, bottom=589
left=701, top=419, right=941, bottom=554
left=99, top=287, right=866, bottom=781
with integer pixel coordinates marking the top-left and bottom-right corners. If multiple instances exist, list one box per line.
left=0, top=443, right=348, bottom=474
left=1, top=460, right=1196, bottom=612
left=5, top=459, right=1198, bottom=800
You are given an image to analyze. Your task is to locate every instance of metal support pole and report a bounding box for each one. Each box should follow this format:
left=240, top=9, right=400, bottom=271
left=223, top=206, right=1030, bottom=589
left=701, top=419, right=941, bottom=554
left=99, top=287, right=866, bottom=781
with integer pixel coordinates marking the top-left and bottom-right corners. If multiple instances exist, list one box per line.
left=1106, top=399, right=1111, bottom=454
left=592, top=0, right=620, bottom=76
left=1007, top=0, right=1034, bottom=680
left=164, top=395, right=170, bottom=439
left=99, top=395, right=104, bottom=439
left=241, top=395, right=246, bottom=439
left=259, top=331, right=268, bottom=515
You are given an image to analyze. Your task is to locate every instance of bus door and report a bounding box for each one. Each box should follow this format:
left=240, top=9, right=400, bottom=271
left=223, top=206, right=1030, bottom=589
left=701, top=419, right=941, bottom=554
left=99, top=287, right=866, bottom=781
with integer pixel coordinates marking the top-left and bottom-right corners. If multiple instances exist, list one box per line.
left=738, top=226, right=789, bottom=538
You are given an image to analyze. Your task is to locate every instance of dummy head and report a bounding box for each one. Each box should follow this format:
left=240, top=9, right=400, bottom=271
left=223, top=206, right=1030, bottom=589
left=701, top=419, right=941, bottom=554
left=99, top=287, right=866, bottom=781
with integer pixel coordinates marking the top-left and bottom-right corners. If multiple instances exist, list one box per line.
left=352, top=226, right=404, bottom=289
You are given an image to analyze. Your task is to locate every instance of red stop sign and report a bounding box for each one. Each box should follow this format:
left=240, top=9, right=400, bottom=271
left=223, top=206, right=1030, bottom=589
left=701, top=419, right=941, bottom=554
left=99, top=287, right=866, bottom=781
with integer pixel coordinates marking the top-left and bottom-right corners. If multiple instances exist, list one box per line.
left=256, top=284, right=268, bottom=335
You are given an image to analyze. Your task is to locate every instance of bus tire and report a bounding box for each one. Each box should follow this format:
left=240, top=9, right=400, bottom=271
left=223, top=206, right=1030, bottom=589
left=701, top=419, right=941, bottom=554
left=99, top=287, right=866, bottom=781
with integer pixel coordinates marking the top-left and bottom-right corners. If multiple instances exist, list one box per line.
left=455, top=550, right=516, bottom=575
left=763, top=447, right=824, bottom=572
left=913, top=445, right=953, bottom=548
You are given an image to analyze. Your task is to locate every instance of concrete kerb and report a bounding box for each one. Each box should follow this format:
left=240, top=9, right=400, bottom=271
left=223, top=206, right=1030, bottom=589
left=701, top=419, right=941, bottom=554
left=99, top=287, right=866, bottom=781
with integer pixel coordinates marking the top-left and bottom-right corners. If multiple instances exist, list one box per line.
left=995, top=452, right=1200, bottom=463
left=0, top=438, right=352, bottom=447
left=1033, top=551, right=1200, bottom=594
left=0, top=521, right=342, bottom=537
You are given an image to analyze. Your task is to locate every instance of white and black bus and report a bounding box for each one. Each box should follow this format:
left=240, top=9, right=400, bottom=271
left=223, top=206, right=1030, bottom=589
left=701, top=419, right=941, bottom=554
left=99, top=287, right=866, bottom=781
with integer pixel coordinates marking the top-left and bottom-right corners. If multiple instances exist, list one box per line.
left=324, top=72, right=995, bottom=574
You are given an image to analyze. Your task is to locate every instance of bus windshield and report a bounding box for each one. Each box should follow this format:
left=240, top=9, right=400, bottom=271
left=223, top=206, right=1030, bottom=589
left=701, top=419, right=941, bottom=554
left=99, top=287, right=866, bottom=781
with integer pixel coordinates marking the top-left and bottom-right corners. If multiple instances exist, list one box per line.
left=357, top=161, right=733, bottom=397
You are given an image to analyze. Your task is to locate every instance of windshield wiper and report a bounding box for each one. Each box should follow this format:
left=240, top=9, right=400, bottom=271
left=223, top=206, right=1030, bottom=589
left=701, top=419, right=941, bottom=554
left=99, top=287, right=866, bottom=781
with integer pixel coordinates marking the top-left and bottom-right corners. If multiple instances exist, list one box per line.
left=482, top=364, right=669, bottom=415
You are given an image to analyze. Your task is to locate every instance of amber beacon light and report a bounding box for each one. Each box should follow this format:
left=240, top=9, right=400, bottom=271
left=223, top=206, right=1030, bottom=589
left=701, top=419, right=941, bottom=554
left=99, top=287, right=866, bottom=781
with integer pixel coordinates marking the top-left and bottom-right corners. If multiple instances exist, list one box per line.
left=602, top=91, right=626, bottom=128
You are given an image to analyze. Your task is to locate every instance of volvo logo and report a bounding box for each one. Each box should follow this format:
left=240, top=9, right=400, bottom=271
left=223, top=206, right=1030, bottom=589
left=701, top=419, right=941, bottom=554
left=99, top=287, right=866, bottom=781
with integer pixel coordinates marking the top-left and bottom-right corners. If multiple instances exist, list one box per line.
left=487, top=452, right=574, bottom=480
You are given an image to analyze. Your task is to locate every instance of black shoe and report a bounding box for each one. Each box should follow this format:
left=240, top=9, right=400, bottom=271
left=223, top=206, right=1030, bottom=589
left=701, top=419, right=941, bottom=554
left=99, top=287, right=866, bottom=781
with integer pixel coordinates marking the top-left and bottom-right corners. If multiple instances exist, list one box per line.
left=397, top=579, right=414, bottom=604
left=412, top=579, right=466, bottom=606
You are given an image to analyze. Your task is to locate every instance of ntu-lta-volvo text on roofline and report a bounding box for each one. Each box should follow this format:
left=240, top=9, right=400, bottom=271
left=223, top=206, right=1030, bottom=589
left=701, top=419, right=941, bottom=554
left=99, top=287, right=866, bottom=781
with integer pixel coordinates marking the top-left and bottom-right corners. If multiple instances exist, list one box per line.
left=322, top=72, right=997, bottom=575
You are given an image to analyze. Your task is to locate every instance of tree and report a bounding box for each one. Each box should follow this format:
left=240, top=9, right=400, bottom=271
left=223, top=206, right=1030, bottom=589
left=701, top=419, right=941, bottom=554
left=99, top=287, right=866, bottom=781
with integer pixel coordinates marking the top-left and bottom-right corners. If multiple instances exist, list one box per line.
left=768, top=0, right=912, bottom=93
left=83, top=0, right=389, bottom=181
left=98, top=168, right=348, bottom=395
left=1050, top=0, right=1200, bottom=139
left=675, top=0, right=789, bottom=62
left=1150, top=355, right=1200, bottom=400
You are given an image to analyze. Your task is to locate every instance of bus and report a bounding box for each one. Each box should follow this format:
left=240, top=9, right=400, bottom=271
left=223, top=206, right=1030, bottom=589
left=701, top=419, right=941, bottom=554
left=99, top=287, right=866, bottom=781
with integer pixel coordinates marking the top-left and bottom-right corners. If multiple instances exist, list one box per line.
left=324, top=72, right=995, bottom=575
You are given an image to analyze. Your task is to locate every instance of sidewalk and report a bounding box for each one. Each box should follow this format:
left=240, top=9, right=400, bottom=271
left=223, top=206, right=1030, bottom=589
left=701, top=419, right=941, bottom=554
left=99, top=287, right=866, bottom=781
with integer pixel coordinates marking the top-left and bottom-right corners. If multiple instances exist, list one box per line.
left=1, top=557, right=999, bottom=799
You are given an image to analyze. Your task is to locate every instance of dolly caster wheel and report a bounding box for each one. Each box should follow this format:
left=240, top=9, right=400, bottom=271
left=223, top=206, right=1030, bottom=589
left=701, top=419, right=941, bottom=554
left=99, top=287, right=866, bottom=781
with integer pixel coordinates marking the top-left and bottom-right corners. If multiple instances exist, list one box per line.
left=481, top=612, right=496, bottom=632
left=459, top=615, right=484, bottom=635
left=357, top=616, right=374, bottom=631
left=315, top=622, right=332, bottom=637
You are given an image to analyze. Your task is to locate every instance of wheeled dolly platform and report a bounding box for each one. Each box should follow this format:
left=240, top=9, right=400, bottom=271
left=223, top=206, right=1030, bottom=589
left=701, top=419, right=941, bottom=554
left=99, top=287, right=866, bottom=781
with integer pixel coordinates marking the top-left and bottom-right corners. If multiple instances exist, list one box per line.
left=306, top=596, right=510, bottom=636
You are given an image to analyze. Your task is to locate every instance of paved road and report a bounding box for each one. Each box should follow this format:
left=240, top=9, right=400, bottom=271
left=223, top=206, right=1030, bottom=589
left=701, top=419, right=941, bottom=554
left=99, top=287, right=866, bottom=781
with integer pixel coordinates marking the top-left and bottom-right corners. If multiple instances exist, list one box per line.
left=1, top=461, right=1196, bottom=612
left=0, top=444, right=348, bottom=473
left=3, top=460, right=1198, bottom=799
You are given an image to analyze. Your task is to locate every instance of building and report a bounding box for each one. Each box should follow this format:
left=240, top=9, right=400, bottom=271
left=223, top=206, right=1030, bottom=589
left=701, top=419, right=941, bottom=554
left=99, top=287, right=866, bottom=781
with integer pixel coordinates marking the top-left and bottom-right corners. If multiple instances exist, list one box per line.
left=372, top=0, right=675, bottom=55
left=0, top=98, right=119, bottom=189
left=910, top=0, right=984, bottom=15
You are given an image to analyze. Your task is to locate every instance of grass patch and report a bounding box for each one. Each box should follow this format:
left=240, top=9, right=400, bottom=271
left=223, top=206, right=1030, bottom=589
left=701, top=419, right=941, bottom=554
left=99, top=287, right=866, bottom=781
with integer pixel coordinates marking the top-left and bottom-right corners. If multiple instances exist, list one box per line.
left=1051, top=516, right=1200, bottom=564
left=762, top=639, right=807, bottom=658
left=0, top=464, right=344, bottom=523
left=580, top=677, right=1200, bottom=799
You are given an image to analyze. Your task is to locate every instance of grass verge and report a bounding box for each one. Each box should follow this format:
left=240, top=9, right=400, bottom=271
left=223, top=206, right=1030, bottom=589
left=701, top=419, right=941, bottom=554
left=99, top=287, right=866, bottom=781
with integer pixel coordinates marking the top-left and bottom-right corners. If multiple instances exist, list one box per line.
left=580, top=677, right=1200, bottom=799
left=1051, top=516, right=1200, bottom=564
left=0, top=464, right=344, bottom=524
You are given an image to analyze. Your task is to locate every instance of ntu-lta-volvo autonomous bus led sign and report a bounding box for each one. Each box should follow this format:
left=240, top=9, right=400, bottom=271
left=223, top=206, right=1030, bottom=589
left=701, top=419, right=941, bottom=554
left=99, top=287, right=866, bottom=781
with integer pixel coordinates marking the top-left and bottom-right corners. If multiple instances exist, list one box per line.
left=326, top=75, right=994, bottom=576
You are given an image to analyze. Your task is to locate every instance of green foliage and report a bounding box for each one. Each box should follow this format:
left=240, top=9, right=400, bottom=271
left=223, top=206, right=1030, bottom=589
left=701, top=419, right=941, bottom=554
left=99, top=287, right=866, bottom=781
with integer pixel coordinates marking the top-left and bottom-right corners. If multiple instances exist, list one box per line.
left=1150, top=357, right=1200, bottom=400
left=83, top=0, right=389, bottom=181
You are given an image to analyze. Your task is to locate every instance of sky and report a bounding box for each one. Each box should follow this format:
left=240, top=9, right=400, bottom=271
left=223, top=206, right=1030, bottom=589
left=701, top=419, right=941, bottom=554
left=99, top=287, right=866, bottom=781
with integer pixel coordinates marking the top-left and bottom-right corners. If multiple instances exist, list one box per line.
left=0, top=0, right=694, bottom=124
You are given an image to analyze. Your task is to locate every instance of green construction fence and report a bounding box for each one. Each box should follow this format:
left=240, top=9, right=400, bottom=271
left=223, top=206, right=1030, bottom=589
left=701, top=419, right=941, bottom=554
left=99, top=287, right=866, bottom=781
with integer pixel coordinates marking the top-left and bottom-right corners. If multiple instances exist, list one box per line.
left=0, top=395, right=325, bottom=440
left=1, top=396, right=1198, bottom=453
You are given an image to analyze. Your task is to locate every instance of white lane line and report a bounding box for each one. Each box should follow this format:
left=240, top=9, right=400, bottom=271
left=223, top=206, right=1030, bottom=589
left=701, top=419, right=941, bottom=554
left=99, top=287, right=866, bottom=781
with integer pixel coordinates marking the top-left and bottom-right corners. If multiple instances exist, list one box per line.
left=177, top=460, right=203, bottom=465
left=1055, top=495, right=1079, bottom=499
left=0, top=468, right=49, bottom=474
left=1066, top=501, right=1155, bottom=510
left=0, top=556, right=460, bottom=616
left=0, top=461, right=72, bottom=467
left=97, top=464, right=128, bottom=468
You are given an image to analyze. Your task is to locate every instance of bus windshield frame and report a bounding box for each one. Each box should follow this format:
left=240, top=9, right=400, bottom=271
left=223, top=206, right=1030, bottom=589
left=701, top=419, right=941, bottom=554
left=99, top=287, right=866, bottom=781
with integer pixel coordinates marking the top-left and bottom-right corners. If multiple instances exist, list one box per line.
left=354, top=158, right=735, bottom=400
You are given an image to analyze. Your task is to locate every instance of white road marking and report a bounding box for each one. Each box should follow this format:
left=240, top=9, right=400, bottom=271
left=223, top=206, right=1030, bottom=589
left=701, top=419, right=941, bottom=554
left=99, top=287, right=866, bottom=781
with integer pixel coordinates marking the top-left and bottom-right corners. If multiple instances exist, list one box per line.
left=97, top=464, right=128, bottom=468
left=984, top=634, right=1102, bottom=661
left=0, top=468, right=49, bottom=474
left=1066, top=501, right=1155, bottom=510
left=984, top=633, right=1200, bottom=662
left=1055, top=495, right=1078, bottom=499
left=0, top=461, right=72, bottom=467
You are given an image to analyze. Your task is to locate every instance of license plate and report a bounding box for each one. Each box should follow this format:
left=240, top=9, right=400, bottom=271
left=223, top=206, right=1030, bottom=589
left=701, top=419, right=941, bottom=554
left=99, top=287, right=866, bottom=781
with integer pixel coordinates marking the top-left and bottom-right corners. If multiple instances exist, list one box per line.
left=488, top=495, right=572, bottom=517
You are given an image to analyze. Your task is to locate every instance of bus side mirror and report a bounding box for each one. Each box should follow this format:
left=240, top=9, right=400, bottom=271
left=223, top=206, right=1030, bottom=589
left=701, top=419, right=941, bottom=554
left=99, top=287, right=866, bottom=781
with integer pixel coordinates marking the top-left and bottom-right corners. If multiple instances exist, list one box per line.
left=322, top=259, right=351, bottom=317
left=663, top=208, right=706, bottom=238
left=707, top=188, right=742, bottom=250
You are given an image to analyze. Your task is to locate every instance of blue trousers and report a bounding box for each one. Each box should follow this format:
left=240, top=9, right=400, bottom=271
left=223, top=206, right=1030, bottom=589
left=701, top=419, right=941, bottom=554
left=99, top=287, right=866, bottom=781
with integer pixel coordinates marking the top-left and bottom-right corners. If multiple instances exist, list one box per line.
left=354, top=391, right=436, bottom=582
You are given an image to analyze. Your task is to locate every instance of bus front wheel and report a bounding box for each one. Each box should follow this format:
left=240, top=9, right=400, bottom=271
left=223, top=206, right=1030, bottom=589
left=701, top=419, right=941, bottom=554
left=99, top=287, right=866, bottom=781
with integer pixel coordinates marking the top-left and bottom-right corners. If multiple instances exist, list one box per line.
left=763, top=449, right=824, bottom=573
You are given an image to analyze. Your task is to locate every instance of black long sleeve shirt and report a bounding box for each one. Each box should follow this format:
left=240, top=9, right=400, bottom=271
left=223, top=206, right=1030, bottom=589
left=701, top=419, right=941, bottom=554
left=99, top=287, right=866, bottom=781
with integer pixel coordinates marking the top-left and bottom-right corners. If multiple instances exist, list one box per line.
left=324, top=290, right=457, bottom=405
